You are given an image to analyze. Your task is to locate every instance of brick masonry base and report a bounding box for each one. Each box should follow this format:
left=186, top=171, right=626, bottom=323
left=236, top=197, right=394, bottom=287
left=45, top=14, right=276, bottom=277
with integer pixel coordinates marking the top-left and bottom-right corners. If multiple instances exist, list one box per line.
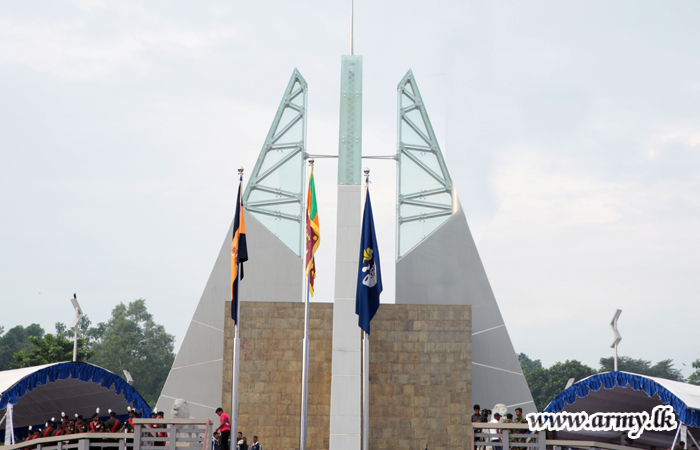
left=222, top=302, right=471, bottom=450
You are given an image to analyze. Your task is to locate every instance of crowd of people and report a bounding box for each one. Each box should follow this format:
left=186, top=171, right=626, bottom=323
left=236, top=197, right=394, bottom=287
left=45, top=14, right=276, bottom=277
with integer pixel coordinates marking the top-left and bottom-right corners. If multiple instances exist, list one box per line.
left=214, top=407, right=261, bottom=450
left=471, top=404, right=528, bottom=450
left=21, top=408, right=167, bottom=442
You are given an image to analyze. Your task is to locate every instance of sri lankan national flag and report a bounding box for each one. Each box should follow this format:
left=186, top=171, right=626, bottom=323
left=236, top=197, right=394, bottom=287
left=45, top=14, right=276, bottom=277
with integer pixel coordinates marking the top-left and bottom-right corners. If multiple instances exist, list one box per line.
left=305, top=166, right=320, bottom=296
left=231, top=177, right=248, bottom=324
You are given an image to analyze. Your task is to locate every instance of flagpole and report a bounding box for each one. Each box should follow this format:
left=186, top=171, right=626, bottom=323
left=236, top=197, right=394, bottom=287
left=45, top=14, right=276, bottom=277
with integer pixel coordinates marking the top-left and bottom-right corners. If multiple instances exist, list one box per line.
left=300, top=275, right=311, bottom=450
left=362, top=167, right=370, bottom=450
left=300, top=159, right=314, bottom=450
left=231, top=167, right=244, bottom=445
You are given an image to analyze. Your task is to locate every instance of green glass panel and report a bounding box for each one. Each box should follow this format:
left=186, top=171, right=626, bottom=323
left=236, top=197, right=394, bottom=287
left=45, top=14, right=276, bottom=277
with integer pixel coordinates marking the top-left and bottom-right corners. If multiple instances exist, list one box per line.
left=243, top=69, right=308, bottom=257
left=337, top=55, right=363, bottom=186
left=396, top=70, right=453, bottom=260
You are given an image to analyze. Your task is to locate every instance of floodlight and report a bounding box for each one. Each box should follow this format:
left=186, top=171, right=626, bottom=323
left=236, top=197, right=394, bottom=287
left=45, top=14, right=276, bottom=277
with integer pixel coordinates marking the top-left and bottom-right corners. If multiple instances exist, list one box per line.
left=565, top=378, right=575, bottom=389
left=610, top=309, right=622, bottom=371
left=70, top=294, right=84, bottom=362
left=71, top=293, right=83, bottom=317
left=610, top=309, right=622, bottom=349
left=123, top=370, right=134, bottom=385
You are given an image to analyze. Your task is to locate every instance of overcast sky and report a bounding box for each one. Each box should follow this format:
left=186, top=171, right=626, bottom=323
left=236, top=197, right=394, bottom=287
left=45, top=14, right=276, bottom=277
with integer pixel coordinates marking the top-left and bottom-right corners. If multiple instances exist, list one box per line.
left=1, top=1, right=699, bottom=376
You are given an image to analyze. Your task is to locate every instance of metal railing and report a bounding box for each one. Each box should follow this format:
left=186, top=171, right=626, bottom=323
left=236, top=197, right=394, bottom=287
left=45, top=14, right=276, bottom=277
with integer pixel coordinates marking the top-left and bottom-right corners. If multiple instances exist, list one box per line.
left=472, top=423, right=546, bottom=450
left=4, top=432, right=135, bottom=450
left=548, top=440, right=646, bottom=450
left=472, top=423, right=648, bottom=450
left=133, top=419, right=211, bottom=450
left=4, top=419, right=211, bottom=450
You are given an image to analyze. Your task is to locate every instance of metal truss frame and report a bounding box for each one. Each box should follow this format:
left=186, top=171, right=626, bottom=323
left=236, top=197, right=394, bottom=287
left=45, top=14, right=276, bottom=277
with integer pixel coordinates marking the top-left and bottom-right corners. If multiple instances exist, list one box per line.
left=244, top=69, right=308, bottom=256
left=396, top=70, right=454, bottom=259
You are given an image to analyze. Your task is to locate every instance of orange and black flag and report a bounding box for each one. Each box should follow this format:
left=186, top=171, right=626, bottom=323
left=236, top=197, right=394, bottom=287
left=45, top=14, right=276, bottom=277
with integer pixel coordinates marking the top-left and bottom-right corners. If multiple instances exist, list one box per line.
left=305, top=165, right=320, bottom=296
left=231, top=176, right=248, bottom=324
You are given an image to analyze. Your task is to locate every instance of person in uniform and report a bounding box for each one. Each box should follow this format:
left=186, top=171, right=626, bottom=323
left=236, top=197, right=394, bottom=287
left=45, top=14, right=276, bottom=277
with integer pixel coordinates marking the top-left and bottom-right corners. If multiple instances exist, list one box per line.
left=120, top=409, right=137, bottom=433
left=105, top=410, right=121, bottom=433
left=156, top=410, right=167, bottom=446
left=250, top=436, right=261, bottom=450
left=89, top=413, right=106, bottom=433
left=56, top=413, right=70, bottom=436
left=76, top=415, right=88, bottom=433
left=512, top=407, right=528, bottom=450
left=504, top=413, right=513, bottom=423
left=472, top=404, right=484, bottom=447
left=41, top=419, right=56, bottom=438
left=25, top=426, right=40, bottom=442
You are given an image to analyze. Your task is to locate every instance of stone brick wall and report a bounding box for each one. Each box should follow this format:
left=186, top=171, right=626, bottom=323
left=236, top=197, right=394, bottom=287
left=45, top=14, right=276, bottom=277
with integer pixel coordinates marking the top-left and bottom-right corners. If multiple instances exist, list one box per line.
left=223, top=301, right=333, bottom=450
left=222, top=302, right=471, bottom=450
left=369, top=304, right=472, bottom=450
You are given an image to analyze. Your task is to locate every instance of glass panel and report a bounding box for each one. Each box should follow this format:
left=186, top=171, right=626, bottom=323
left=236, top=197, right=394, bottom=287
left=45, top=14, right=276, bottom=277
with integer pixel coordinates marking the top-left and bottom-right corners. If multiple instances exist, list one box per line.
left=243, top=70, right=308, bottom=257
left=337, top=55, right=363, bottom=186
left=396, top=71, right=453, bottom=260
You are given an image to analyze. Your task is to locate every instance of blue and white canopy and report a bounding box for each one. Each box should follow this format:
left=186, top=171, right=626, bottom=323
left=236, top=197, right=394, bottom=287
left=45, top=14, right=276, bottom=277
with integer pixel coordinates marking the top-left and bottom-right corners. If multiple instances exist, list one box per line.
left=0, top=362, right=151, bottom=427
left=545, top=371, right=700, bottom=427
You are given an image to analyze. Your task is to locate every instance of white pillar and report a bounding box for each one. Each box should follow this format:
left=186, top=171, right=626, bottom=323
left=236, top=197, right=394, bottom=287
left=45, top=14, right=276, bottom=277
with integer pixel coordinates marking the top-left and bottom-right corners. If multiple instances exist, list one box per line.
left=329, top=54, right=363, bottom=450
left=4, top=404, right=14, bottom=446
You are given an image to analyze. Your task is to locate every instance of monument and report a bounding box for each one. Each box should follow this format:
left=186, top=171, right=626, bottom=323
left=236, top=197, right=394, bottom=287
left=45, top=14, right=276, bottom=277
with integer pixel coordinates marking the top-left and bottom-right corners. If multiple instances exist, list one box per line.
left=156, top=54, right=534, bottom=450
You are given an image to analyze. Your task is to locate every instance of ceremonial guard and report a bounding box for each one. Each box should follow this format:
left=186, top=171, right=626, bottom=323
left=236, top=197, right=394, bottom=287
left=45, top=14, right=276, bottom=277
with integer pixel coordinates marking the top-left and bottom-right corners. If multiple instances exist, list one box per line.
left=156, top=410, right=167, bottom=445
left=106, top=410, right=121, bottom=433
left=75, top=415, right=88, bottom=433
left=24, top=426, right=40, bottom=442
left=512, top=407, right=528, bottom=450
left=89, top=411, right=106, bottom=433
left=41, top=419, right=56, bottom=438
left=121, top=409, right=137, bottom=433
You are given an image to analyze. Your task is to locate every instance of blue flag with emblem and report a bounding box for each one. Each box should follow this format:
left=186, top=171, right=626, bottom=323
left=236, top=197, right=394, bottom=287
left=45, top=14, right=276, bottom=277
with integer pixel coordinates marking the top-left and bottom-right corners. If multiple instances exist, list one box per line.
left=355, top=188, right=383, bottom=334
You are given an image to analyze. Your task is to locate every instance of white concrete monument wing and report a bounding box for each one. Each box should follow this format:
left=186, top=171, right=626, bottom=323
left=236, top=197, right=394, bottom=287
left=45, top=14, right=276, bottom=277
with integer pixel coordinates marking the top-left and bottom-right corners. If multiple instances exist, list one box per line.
left=157, top=71, right=307, bottom=421
left=395, top=71, right=536, bottom=413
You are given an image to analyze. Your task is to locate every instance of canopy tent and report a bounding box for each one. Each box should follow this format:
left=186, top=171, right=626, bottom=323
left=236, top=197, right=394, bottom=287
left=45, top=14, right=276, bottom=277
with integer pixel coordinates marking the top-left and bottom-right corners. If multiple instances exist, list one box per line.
left=544, top=371, right=700, bottom=447
left=0, top=362, right=151, bottom=429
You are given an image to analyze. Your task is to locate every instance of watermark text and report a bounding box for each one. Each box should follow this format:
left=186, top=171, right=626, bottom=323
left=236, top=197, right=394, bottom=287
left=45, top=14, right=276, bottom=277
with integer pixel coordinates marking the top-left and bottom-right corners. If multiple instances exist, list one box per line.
left=525, top=405, right=677, bottom=439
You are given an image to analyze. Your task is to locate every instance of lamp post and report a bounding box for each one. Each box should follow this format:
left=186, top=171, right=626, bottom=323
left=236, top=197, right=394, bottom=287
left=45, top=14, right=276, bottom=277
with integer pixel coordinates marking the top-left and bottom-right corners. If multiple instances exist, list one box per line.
left=610, top=309, right=622, bottom=372
left=70, top=294, right=83, bottom=362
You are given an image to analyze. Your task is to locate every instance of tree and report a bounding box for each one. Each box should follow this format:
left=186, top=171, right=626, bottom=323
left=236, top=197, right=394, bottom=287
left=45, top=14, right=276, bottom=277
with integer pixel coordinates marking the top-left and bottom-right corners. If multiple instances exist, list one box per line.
left=525, top=360, right=596, bottom=411
left=89, top=299, right=175, bottom=406
left=55, top=315, right=104, bottom=348
left=0, top=324, right=45, bottom=370
left=599, top=356, right=685, bottom=381
left=11, top=333, right=93, bottom=368
left=686, top=360, right=700, bottom=386
left=519, top=353, right=543, bottom=375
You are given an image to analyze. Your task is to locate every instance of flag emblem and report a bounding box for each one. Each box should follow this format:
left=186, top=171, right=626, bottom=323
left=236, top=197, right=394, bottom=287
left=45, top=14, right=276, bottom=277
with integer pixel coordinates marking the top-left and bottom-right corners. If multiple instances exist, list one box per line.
left=362, top=248, right=378, bottom=288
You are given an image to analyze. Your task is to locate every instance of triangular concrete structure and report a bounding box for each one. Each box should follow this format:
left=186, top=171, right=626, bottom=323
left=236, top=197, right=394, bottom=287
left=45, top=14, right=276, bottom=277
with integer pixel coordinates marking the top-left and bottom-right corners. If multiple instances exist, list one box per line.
left=395, top=71, right=535, bottom=413
left=157, top=71, right=306, bottom=421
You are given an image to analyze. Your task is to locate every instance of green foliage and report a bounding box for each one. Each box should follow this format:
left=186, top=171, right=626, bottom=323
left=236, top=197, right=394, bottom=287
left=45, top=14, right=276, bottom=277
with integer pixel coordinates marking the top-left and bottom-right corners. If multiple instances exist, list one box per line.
left=0, top=324, right=45, bottom=370
left=55, top=315, right=104, bottom=347
left=519, top=352, right=543, bottom=375
left=524, top=359, right=596, bottom=411
left=4, top=299, right=174, bottom=408
left=687, top=359, right=700, bottom=386
left=11, top=333, right=94, bottom=368
left=599, top=356, right=685, bottom=381
left=89, top=299, right=175, bottom=407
